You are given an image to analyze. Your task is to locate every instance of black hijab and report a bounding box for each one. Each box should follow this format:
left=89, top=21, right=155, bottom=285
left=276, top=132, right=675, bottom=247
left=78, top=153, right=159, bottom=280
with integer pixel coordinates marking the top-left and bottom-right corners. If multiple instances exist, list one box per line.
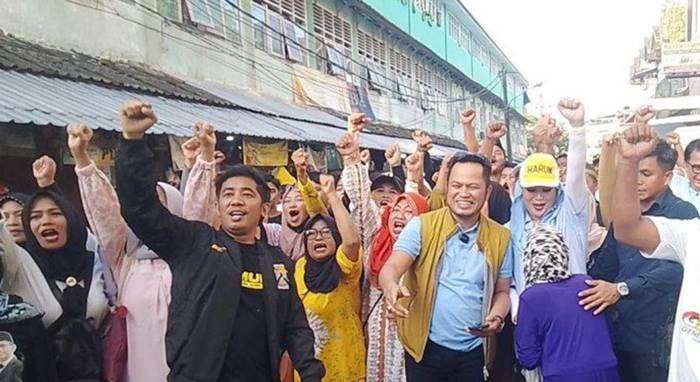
left=302, top=214, right=342, bottom=294
left=0, top=192, right=30, bottom=209
left=21, top=190, right=94, bottom=318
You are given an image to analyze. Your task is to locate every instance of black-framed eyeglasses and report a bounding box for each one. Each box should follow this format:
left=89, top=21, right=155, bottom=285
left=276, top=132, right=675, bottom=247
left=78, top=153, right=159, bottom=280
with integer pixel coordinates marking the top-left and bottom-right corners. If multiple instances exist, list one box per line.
left=304, top=228, right=333, bottom=239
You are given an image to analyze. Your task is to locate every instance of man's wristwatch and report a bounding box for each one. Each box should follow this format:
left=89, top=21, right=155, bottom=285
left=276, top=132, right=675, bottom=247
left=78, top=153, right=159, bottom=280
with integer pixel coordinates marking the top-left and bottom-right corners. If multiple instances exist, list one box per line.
left=616, top=282, right=629, bottom=297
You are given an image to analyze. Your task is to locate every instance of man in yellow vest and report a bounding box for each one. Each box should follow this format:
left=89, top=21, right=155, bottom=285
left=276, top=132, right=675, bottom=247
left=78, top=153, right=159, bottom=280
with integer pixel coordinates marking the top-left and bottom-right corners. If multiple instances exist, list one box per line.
left=379, top=152, right=512, bottom=381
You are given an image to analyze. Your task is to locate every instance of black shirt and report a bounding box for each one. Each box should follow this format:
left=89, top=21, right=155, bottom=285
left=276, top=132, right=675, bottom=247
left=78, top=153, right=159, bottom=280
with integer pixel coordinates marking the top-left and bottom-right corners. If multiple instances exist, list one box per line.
left=488, top=182, right=512, bottom=225
left=219, top=243, right=272, bottom=382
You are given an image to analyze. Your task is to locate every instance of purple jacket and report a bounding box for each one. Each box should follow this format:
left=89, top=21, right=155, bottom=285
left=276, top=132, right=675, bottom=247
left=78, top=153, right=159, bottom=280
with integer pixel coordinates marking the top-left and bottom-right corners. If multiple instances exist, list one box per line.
left=516, top=274, right=619, bottom=381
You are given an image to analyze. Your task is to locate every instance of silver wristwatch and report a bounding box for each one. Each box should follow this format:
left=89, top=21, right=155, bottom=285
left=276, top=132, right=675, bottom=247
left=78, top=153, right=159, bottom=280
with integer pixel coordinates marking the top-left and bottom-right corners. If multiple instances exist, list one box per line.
left=616, top=282, right=629, bottom=297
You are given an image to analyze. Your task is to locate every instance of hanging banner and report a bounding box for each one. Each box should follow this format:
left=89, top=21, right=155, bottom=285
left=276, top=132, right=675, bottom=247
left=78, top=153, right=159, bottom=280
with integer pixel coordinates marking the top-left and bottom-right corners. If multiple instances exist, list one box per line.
left=303, top=145, right=327, bottom=173
left=348, top=84, right=376, bottom=121
left=243, top=139, right=289, bottom=167
left=292, top=64, right=352, bottom=113
left=325, top=145, right=343, bottom=172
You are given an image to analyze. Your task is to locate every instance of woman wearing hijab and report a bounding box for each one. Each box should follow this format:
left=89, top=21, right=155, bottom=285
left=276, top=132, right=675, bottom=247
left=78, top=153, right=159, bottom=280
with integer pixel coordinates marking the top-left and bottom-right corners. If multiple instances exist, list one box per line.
left=22, top=172, right=109, bottom=380
left=0, top=194, right=29, bottom=246
left=336, top=119, right=429, bottom=382
left=0, top=222, right=58, bottom=382
left=263, top=148, right=328, bottom=260
left=293, top=175, right=363, bottom=381
left=67, top=122, right=216, bottom=382
left=515, top=225, right=619, bottom=382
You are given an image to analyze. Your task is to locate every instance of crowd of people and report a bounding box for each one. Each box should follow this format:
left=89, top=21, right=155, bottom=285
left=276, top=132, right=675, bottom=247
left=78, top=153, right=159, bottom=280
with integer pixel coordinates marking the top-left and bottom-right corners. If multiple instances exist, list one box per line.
left=0, top=98, right=698, bottom=382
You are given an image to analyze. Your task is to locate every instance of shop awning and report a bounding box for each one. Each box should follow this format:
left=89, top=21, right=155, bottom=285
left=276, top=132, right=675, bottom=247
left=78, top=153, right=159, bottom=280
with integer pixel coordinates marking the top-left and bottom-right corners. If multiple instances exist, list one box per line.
left=0, top=70, right=463, bottom=155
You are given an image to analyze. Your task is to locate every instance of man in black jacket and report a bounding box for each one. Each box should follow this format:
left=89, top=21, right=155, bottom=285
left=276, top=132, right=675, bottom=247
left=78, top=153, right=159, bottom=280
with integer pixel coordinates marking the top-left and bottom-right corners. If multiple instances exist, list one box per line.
left=115, top=100, right=324, bottom=382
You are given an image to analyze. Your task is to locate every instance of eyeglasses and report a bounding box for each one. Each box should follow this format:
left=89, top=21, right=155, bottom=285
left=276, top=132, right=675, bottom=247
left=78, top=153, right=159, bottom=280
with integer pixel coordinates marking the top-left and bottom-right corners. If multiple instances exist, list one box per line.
left=304, top=227, right=333, bottom=239
left=689, top=164, right=700, bottom=174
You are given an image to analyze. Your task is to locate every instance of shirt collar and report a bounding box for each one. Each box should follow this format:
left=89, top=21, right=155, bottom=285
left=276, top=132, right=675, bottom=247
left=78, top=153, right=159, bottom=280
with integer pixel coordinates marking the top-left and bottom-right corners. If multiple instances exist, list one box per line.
left=646, top=187, right=674, bottom=214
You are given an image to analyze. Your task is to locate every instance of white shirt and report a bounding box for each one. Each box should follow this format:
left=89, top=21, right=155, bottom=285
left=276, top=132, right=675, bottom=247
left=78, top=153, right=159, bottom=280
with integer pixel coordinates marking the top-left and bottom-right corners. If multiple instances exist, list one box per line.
left=669, top=175, right=700, bottom=214
left=645, top=216, right=700, bottom=382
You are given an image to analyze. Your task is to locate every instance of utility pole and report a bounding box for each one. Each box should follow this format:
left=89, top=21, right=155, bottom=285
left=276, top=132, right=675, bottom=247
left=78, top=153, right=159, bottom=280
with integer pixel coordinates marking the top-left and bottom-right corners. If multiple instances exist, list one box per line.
left=501, top=69, right=513, bottom=160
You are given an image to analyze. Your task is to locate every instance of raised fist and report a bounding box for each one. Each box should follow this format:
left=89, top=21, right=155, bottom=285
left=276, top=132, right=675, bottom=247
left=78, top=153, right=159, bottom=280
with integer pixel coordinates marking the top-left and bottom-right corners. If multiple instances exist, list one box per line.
left=533, top=115, right=561, bottom=147
left=384, top=143, right=402, bottom=167
left=619, top=123, right=656, bottom=161
left=181, top=137, right=201, bottom=161
left=461, top=108, right=477, bottom=127
left=319, top=174, right=336, bottom=198
left=336, top=133, right=360, bottom=158
left=557, top=98, right=585, bottom=127
left=33, top=155, right=57, bottom=188
left=214, top=151, right=226, bottom=166
left=67, top=123, right=93, bottom=154
left=634, top=106, right=655, bottom=125
left=412, top=130, right=433, bottom=152
left=405, top=151, right=424, bottom=183
left=194, top=122, right=216, bottom=152
left=292, top=148, right=310, bottom=169
left=666, top=132, right=680, bottom=147
left=120, top=100, right=158, bottom=139
left=486, top=121, right=507, bottom=141
left=348, top=113, right=370, bottom=134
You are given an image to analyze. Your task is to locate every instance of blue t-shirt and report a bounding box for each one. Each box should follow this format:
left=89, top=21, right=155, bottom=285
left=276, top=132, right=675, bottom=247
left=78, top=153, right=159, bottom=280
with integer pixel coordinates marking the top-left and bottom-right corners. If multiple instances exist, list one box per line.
left=394, top=217, right=513, bottom=352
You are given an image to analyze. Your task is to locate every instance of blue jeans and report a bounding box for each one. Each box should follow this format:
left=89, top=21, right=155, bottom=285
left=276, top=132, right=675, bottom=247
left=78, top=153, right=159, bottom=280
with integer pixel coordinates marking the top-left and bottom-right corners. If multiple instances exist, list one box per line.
left=405, top=340, right=484, bottom=382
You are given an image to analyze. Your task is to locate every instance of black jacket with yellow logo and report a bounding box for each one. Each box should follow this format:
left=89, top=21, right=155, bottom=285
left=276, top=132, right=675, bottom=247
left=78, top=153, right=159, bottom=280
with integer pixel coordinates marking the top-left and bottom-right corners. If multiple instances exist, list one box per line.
left=116, top=139, right=323, bottom=382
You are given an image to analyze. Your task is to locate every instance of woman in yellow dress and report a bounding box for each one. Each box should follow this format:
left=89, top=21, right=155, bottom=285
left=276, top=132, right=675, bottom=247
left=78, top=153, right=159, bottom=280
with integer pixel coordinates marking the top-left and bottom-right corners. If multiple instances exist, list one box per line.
left=294, top=175, right=365, bottom=382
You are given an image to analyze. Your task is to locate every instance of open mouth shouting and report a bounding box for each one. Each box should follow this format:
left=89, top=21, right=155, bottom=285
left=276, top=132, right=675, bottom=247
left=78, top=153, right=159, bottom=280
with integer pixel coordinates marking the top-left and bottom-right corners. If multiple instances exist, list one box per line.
left=40, top=228, right=60, bottom=243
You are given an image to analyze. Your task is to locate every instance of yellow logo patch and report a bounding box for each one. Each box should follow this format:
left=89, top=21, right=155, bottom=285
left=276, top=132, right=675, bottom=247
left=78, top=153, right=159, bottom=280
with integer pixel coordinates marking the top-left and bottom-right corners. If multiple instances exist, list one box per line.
left=241, top=271, right=264, bottom=290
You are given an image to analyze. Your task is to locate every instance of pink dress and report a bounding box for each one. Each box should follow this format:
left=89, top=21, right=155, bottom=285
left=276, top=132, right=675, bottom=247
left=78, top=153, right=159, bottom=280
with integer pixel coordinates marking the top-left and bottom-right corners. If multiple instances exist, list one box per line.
left=76, top=157, right=215, bottom=382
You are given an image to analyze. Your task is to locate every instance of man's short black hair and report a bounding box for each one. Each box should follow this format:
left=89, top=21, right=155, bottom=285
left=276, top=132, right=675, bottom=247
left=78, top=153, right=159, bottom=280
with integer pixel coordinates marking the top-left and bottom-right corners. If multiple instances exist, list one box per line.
left=264, top=173, right=281, bottom=191
left=646, top=140, right=678, bottom=172
left=504, top=161, right=516, bottom=169
left=685, top=138, right=700, bottom=162
left=556, top=153, right=568, bottom=161
left=215, top=165, right=270, bottom=203
left=447, top=151, right=492, bottom=185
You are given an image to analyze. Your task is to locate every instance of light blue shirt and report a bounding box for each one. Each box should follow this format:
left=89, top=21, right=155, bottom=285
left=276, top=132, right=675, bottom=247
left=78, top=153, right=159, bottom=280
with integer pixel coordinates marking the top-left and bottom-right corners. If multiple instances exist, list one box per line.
left=670, top=175, right=700, bottom=213
left=394, top=217, right=513, bottom=352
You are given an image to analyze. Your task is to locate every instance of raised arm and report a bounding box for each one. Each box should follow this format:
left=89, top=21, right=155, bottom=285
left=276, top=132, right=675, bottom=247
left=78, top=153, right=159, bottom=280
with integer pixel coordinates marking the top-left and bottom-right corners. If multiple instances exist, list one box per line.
left=558, top=98, right=588, bottom=213
left=319, top=175, right=360, bottom=262
left=597, top=134, right=618, bottom=228
left=428, top=153, right=453, bottom=210
left=405, top=151, right=427, bottom=197
left=531, top=115, right=560, bottom=156
left=183, top=123, right=217, bottom=224
left=338, top=128, right=380, bottom=252
left=384, top=143, right=406, bottom=185
left=412, top=130, right=436, bottom=187
left=461, top=108, right=480, bottom=153
left=116, top=101, right=202, bottom=260
left=479, top=121, right=507, bottom=161
left=611, top=107, right=661, bottom=255
left=68, top=123, right=129, bottom=269
left=666, top=132, right=686, bottom=172
left=291, top=149, right=328, bottom=216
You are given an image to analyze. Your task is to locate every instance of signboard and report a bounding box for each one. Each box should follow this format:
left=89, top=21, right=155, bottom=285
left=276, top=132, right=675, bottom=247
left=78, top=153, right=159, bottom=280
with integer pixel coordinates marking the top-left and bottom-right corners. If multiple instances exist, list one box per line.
left=243, top=139, right=289, bottom=167
left=661, top=3, right=688, bottom=43
left=662, top=41, right=700, bottom=77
